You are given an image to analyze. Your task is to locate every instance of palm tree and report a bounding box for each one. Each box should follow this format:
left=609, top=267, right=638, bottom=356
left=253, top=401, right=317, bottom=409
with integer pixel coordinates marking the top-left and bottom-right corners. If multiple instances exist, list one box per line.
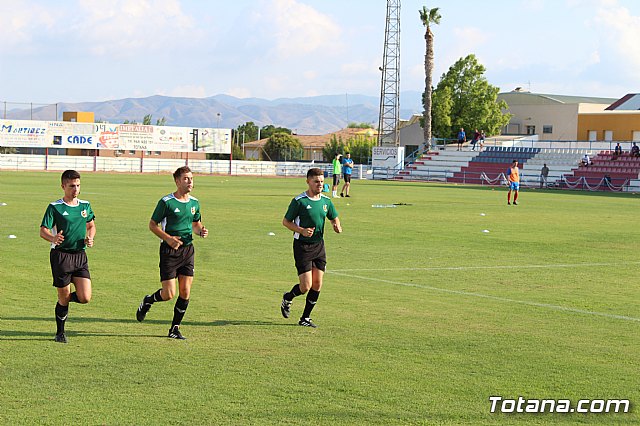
left=419, top=6, right=441, bottom=152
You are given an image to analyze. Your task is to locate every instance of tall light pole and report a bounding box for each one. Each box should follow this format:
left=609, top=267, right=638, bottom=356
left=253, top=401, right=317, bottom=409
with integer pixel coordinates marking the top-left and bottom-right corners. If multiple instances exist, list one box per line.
left=216, top=112, right=221, bottom=129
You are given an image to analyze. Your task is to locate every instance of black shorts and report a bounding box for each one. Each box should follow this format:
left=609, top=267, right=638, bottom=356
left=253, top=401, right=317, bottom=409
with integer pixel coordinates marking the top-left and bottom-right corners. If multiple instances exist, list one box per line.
left=293, top=239, right=326, bottom=275
left=50, top=249, right=91, bottom=288
left=333, top=174, right=340, bottom=186
left=343, top=174, right=351, bottom=183
left=159, top=243, right=195, bottom=281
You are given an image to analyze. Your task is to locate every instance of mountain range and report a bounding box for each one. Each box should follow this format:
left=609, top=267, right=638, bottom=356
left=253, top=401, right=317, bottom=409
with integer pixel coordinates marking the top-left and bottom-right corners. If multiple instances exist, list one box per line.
left=4, top=92, right=423, bottom=135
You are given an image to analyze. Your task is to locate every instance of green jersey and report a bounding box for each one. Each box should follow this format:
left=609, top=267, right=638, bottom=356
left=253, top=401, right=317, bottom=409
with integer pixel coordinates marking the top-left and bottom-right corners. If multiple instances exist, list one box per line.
left=41, top=198, right=95, bottom=252
left=151, top=193, right=201, bottom=246
left=332, top=158, right=342, bottom=175
left=285, top=192, right=338, bottom=243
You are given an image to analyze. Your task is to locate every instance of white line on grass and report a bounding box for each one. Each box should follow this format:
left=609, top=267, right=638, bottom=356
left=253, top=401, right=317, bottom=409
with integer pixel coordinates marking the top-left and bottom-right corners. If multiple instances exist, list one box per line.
left=330, top=261, right=640, bottom=273
left=328, top=270, right=640, bottom=323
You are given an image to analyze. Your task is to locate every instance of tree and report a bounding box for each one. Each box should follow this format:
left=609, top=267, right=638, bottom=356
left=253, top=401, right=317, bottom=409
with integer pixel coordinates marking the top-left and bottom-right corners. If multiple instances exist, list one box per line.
left=234, top=122, right=260, bottom=143
left=347, top=122, right=374, bottom=129
left=431, top=54, right=511, bottom=141
left=345, top=135, right=376, bottom=165
left=260, top=125, right=292, bottom=140
left=322, top=135, right=346, bottom=161
left=263, top=132, right=303, bottom=161
left=419, top=6, right=441, bottom=152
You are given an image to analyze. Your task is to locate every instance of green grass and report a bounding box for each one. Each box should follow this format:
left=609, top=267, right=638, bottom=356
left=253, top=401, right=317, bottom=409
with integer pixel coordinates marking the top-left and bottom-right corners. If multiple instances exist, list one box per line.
left=0, top=171, right=638, bottom=425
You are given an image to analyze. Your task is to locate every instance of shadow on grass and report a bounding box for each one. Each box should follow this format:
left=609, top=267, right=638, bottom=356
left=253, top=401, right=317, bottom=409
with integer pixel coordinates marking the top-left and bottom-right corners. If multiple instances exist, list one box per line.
left=0, top=317, right=291, bottom=340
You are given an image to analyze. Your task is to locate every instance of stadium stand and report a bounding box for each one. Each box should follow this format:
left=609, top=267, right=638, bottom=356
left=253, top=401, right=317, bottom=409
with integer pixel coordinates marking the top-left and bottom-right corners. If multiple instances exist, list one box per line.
left=557, top=151, right=640, bottom=190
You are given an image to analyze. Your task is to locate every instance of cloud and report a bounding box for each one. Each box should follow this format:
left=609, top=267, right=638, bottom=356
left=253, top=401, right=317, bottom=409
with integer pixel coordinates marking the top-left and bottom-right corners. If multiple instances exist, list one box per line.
left=226, top=87, right=253, bottom=98
left=593, top=2, right=640, bottom=69
left=74, top=0, right=197, bottom=56
left=255, top=0, right=342, bottom=59
left=160, top=85, right=209, bottom=98
left=0, top=1, right=56, bottom=52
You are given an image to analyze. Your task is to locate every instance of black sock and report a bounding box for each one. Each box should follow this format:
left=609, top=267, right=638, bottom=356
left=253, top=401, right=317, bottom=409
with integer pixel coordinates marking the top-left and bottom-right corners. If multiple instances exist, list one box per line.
left=302, top=289, right=320, bottom=319
left=55, top=302, right=68, bottom=335
left=69, top=292, right=79, bottom=303
left=284, top=284, right=303, bottom=301
left=171, top=297, right=189, bottom=327
left=145, top=289, right=164, bottom=305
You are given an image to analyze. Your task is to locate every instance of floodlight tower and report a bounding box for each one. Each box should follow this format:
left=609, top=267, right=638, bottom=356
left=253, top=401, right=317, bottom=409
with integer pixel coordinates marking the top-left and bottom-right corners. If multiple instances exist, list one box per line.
left=377, top=0, right=401, bottom=146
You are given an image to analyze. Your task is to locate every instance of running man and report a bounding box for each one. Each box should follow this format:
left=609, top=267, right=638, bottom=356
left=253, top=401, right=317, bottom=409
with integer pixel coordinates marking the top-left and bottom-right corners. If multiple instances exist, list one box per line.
left=507, top=159, right=520, bottom=205
left=136, top=166, right=208, bottom=339
left=340, top=152, right=354, bottom=197
left=280, top=168, right=342, bottom=328
left=40, top=170, right=96, bottom=344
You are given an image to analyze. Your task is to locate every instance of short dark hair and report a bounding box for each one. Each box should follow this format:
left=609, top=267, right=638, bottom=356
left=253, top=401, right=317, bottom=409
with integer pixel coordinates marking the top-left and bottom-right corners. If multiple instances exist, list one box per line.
left=61, top=169, right=80, bottom=184
left=173, top=166, right=192, bottom=180
left=307, top=168, right=324, bottom=179
left=512, top=159, right=518, bottom=164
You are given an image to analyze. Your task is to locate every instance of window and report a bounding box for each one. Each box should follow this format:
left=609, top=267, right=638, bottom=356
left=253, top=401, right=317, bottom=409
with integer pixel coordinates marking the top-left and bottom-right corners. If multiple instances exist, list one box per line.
left=588, top=131, right=598, bottom=141
left=154, top=151, right=161, bottom=156
left=128, top=150, right=136, bottom=155
left=542, top=125, right=553, bottom=134
left=604, top=130, right=613, bottom=142
left=145, top=151, right=151, bottom=156
left=632, top=131, right=640, bottom=141
left=526, top=125, right=536, bottom=135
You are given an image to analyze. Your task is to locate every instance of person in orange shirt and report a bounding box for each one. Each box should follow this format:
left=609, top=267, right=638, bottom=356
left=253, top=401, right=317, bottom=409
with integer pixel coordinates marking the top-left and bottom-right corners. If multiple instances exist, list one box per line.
left=507, top=159, right=520, bottom=205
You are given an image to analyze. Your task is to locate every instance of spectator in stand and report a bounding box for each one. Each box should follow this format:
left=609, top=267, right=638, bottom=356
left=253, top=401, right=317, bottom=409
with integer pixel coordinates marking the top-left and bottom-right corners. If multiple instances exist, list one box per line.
left=471, top=129, right=480, bottom=151
left=631, top=142, right=640, bottom=157
left=456, top=128, right=466, bottom=151
left=479, top=130, right=486, bottom=152
left=581, top=154, right=591, bottom=167
left=614, top=143, right=623, bottom=158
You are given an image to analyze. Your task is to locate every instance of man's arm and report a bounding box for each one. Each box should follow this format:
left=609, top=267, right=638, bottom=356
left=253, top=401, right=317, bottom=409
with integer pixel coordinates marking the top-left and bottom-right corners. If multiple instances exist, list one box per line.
left=330, top=217, right=342, bottom=234
left=85, top=220, right=96, bottom=247
left=193, top=221, right=208, bottom=238
left=40, top=226, right=64, bottom=245
left=149, top=219, right=183, bottom=249
left=282, top=217, right=314, bottom=238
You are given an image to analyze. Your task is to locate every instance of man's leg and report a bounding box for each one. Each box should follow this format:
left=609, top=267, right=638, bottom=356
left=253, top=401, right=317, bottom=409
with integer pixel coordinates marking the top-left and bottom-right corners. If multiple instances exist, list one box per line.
left=168, top=275, right=192, bottom=339
left=54, top=285, right=71, bottom=342
left=513, top=190, right=519, bottom=204
left=137, top=278, right=175, bottom=322
left=299, top=268, right=323, bottom=327
left=507, top=189, right=512, bottom=204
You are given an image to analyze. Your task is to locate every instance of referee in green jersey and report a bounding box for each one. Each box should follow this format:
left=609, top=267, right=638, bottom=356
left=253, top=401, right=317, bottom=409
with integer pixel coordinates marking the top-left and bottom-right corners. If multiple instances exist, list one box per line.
left=280, top=168, right=342, bottom=328
left=136, top=166, right=208, bottom=339
left=40, top=170, right=96, bottom=344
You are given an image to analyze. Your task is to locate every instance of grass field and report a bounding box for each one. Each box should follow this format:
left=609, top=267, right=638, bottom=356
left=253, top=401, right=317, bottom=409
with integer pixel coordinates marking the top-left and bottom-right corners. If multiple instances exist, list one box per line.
left=0, top=171, right=638, bottom=425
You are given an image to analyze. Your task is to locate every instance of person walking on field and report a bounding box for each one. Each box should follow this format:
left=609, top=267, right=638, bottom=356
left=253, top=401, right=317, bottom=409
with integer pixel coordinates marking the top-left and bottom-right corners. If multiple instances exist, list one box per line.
left=507, top=159, right=520, bottom=205
left=136, top=166, right=208, bottom=340
left=280, top=168, right=342, bottom=328
left=40, top=170, right=96, bottom=344
left=331, top=153, right=342, bottom=198
left=340, top=152, right=354, bottom=197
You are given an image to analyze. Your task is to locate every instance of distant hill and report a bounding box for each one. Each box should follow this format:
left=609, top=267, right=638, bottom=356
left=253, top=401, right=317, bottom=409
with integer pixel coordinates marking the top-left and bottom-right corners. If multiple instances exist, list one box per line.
left=4, top=92, right=423, bottom=135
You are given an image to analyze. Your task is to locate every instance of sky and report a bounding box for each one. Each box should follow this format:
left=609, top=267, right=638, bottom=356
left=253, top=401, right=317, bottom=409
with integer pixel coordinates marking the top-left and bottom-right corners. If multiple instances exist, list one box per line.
left=1, top=0, right=640, bottom=106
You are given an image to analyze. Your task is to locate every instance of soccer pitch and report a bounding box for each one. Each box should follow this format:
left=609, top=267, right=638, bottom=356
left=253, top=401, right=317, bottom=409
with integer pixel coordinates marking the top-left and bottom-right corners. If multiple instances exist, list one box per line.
left=0, top=171, right=638, bottom=425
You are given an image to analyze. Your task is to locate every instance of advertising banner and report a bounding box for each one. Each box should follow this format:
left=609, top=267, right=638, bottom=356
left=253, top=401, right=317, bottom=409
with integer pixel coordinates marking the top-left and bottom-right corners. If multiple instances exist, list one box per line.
left=196, top=128, right=232, bottom=154
left=0, top=119, right=49, bottom=147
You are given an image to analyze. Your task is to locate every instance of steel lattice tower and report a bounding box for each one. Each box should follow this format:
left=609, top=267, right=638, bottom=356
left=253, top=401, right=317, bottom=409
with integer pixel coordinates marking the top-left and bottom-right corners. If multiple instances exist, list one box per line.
left=377, top=0, right=400, bottom=146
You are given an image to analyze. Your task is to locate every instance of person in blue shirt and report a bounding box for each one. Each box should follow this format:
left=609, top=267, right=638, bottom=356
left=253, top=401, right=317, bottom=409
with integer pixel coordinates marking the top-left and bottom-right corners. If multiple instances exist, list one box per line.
left=340, top=152, right=355, bottom=197
left=457, top=128, right=466, bottom=151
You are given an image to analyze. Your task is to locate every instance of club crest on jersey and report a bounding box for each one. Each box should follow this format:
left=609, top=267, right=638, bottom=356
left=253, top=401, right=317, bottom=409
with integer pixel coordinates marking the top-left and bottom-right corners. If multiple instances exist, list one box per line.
left=191, top=206, right=196, bottom=215
left=81, top=210, right=87, bottom=218
left=323, top=205, right=328, bottom=213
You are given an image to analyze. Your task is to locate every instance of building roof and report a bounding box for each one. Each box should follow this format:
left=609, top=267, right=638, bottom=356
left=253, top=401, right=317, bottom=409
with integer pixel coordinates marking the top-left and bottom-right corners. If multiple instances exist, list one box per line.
left=498, top=91, right=617, bottom=106
left=605, top=93, right=640, bottom=110
left=243, top=127, right=377, bottom=148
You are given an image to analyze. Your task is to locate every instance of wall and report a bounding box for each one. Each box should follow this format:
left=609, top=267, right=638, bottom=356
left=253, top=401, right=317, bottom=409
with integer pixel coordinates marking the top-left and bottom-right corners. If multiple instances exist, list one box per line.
left=577, top=111, right=640, bottom=141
